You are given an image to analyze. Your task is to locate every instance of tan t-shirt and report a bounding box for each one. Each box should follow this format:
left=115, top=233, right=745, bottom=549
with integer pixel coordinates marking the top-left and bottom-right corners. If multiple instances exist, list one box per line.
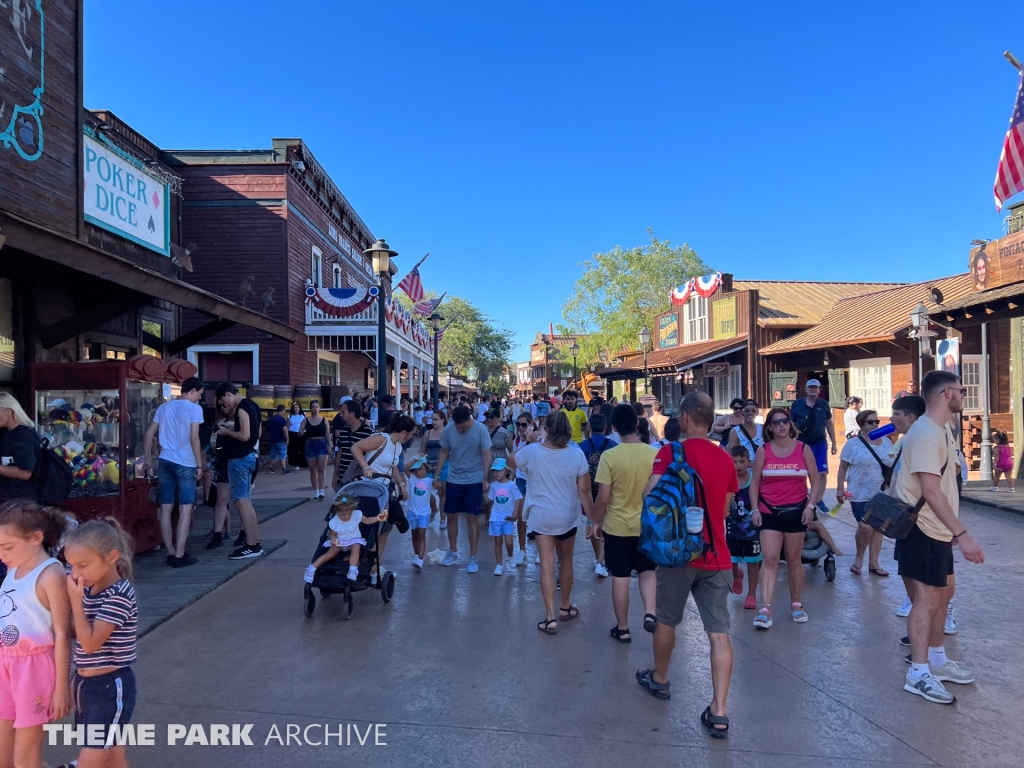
left=594, top=442, right=658, bottom=537
left=890, top=416, right=960, bottom=542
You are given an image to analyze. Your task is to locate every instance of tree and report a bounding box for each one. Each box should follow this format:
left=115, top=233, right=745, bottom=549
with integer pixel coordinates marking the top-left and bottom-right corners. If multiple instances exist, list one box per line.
left=410, top=295, right=512, bottom=386
left=560, top=231, right=710, bottom=365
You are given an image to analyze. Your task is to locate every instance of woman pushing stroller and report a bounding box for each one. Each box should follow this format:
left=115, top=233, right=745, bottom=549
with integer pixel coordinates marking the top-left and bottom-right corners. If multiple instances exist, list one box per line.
left=304, top=495, right=388, bottom=584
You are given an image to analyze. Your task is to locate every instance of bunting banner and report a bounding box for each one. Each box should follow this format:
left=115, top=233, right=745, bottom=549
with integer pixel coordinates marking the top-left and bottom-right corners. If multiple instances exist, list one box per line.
left=670, top=281, right=693, bottom=306
left=693, top=272, right=723, bottom=298
left=304, top=285, right=378, bottom=317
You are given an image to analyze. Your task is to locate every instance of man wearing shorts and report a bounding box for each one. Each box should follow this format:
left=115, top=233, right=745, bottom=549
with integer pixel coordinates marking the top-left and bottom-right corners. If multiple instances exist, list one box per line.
left=266, top=404, right=291, bottom=474
left=893, top=371, right=984, bottom=705
left=434, top=405, right=492, bottom=572
left=636, top=392, right=736, bottom=739
left=791, top=379, right=836, bottom=514
left=142, top=376, right=205, bottom=568
left=215, top=384, right=264, bottom=560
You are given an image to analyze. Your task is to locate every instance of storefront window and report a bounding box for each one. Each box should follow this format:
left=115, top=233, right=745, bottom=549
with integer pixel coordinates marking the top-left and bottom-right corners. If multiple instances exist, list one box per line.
left=312, top=246, right=323, bottom=288
left=684, top=296, right=709, bottom=344
left=961, top=355, right=984, bottom=412
left=142, top=319, right=163, bottom=358
left=850, top=357, right=892, bottom=416
left=0, top=278, right=13, bottom=381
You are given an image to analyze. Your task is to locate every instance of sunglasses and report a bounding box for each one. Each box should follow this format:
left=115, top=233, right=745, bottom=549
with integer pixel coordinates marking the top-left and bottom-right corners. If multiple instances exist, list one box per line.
left=770, top=418, right=791, bottom=426
left=864, top=419, right=880, bottom=426
left=732, top=406, right=743, bottom=411
left=517, top=423, right=529, bottom=428
left=943, top=387, right=968, bottom=396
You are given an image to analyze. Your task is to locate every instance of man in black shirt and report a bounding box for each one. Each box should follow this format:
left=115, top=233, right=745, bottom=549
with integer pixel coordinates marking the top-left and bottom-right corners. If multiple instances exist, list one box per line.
left=0, top=393, right=39, bottom=502
left=790, top=379, right=837, bottom=515
left=214, top=384, right=264, bottom=560
left=332, top=400, right=374, bottom=492
left=377, top=394, right=398, bottom=433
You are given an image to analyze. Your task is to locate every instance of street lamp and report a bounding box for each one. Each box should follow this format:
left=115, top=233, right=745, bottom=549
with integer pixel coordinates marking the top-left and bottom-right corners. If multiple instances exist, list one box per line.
left=364, top=239, right=398, bottom=400
left=639, top=327, right=651, bottom=395
left=446, top=360, right=454, bottom=400
left=569, top=341, right=579, bottom=389
left=430, top=312, right=443, bottom=406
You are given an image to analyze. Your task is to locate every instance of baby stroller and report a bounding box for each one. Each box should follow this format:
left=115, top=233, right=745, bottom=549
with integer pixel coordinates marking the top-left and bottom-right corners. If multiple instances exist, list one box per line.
left=781, top=529, right=836, bottom=582
left=303, top=480, right=396, bottom=620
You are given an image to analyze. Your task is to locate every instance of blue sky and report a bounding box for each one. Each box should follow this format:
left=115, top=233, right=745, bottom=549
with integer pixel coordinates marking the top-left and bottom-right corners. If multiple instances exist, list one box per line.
left=86, top=1, right=1018, bottom=359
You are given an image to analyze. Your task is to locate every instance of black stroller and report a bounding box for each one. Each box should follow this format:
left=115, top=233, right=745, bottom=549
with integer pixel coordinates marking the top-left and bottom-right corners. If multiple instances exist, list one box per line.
left=781, top=528, right=837, bottom=582
left=303, top=480, right=396, bottom=620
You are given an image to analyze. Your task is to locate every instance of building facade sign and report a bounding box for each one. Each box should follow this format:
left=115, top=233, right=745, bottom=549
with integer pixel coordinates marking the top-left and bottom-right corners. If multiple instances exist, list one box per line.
left=658, top=312, right=678, bottom=348
left=969, top=230, right=1024, bottom=292
left=704, top=362, right=730, bottom=377
left=713, top=296, right=737, bottom=339
left=83, top=131, right=170, bottom=255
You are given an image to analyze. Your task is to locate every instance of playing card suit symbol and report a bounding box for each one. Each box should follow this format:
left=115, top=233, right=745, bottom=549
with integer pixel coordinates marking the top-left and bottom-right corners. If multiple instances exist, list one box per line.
left=152, top=191, right=160, bottom=209
left=147, top=215, right=156, bottom=233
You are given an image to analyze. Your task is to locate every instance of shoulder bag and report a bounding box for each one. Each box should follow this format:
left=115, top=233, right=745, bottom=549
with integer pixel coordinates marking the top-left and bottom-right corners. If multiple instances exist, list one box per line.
left=862, top=452, right=947, bottom=540
left=856, top=433, right=898, bottom=491
left=340, top=440, right=387, bottom=486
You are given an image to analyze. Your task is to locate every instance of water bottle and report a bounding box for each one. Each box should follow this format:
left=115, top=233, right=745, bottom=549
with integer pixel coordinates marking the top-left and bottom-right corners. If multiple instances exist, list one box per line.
left=867, top=423, right=896, bottom=440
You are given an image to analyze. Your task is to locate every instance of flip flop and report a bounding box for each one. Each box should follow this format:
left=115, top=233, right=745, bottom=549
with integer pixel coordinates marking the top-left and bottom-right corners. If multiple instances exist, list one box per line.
left=537, top=618, right=558, bottom=635
left=869, top=567, right=890, bottom=577
left=849, top=564, right=862, bottom=575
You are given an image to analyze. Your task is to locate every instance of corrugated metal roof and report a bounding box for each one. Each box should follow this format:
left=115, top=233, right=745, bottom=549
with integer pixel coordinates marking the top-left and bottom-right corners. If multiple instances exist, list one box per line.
left=759, top=274, right=973, bottom=355
left=733, top=280, right=901, bottom=327
left=601, top=336, right=748, bottom=378
left=930, top=282, right=1024, bottom=313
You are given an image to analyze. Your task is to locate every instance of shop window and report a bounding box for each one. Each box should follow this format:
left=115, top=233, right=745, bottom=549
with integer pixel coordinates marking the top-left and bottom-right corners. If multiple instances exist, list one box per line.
left=710, top=365, right=743, bottom=410
left=684, top=296, right=709, bottom=344
left=0, top=278, right=13, bottom=382
left=311, top=246, right=323, bottom=288
left=850, top=357, right=891, bottom=417
left=141, top=319, right=163, bottom=358
left=105, top=349, right=129, bottom=361
left=961, top=355, right=985, bottom=413
left=332, top=263, right=342, bottom=288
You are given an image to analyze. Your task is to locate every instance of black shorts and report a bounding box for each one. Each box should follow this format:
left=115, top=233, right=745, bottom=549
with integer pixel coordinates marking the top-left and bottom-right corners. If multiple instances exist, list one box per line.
left=603, top=532, right=656, bottom=577
left=73, top=668, right=136, bottom=746
left=535, top=527, right=578, bottom=541
left=895, top=524, right=954, bottom=588
left=757, top=511, right=807, bottom=535
left=728, top=538, right=762, bottom=563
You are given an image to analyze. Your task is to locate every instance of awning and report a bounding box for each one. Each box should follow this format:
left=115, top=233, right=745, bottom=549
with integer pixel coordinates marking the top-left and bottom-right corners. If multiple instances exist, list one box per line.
left=1, top=210, right=301, bottom=347
left=599, top=336, right=747, bottom=381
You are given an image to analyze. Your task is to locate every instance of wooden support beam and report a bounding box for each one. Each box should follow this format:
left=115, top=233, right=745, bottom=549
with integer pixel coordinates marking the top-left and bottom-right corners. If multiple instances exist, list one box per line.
left=166, top=319, right=238, bottom=356
left=986, top=307, right=995, bottom=314
left=1009, top=302, right=1018, bottom=310
left=39, top=293, right=145, bottom=349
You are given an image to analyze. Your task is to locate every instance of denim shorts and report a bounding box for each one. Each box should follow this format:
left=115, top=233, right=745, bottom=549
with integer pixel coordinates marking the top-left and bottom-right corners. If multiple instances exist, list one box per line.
left=157, top=458, right=197, bottom=506
left=407, top=511, right=430, bottom=530
left=850, top=501, right=869, bottom=523
left=269, top=441, right=287, bottom=461
left=488, top=520, right=516, bottom=537
left=304, top=437, right=329, bottom=459
left=228, top=453, right=257, bottom=500
left=515, top=478, right=526, bottom=496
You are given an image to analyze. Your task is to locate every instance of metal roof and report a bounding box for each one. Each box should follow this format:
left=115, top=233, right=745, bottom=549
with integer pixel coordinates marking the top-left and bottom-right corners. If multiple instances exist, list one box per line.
left=599, top=336, right=747, bottom=380
left=930, top=282, right=1024, bottom=313
left=732, top=280, right=901, bottom=327
left=759, top=274, right=973, bottom=355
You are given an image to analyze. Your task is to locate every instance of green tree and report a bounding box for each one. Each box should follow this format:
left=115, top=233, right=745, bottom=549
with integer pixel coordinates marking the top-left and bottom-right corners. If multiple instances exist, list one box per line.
left=426, top=295, right=513, bottom=385
left=560, top=231, right=709, bottom=364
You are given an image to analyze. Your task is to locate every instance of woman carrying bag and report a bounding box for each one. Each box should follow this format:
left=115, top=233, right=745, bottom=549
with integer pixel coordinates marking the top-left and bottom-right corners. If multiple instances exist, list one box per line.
left=836, top=409, right=893, bottom=577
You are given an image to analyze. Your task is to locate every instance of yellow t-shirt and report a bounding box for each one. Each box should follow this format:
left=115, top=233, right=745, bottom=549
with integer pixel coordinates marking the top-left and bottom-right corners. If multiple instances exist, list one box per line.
left=563, top=407, right=588, bottom=444
left=890, top=416, right=960, bottom=542
left=594, top=442, right=658, bottom=537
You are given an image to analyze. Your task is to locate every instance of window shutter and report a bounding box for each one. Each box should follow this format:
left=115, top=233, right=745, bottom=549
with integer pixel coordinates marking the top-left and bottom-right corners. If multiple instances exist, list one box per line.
left=827, top=369, right=847, bottom=407
left=769, top=371, right=798, bottom=408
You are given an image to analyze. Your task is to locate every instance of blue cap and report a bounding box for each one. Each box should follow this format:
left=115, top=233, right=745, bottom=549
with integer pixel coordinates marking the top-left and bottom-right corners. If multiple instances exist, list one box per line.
left=407, top=456, right=428, bottom=471
left=490, top=458, right=507, bottom=471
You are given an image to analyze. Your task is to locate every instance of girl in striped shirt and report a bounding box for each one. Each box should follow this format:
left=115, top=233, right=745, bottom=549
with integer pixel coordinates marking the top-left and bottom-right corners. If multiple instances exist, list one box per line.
left=63, top=519, right=138, bottom=767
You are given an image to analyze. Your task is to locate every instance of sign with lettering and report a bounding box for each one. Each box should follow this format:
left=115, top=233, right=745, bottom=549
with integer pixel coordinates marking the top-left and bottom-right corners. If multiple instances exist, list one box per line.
left=713, top=296, right=737, bottom=339
left=658, top=312, right=678, bottom=349
left=968, top=230, right=1024, bottom=292
left=83, top=132, right=170, bottom=255
left=703, top=362, right=730, bottom=377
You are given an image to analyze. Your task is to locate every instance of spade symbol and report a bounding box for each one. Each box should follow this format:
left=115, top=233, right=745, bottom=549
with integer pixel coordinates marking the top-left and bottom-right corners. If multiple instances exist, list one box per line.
left=147, top=215, right=155, bottom=233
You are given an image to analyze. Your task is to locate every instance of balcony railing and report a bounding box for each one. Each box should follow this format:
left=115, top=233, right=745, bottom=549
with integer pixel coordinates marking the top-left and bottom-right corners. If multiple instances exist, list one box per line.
left=306, top=302, right=377, bottom=324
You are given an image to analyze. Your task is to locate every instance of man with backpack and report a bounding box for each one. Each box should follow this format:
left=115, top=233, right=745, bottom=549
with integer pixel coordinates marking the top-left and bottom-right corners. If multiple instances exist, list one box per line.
left=591, top=405, right=657, bottom=640
left=636, top=392, right=736, bottom=739
left=580, top=413, right=614, bottom=578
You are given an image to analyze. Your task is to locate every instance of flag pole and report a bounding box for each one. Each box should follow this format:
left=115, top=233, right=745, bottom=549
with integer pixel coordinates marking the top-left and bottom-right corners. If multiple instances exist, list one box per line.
left=1005, top=51, right=1022, bottom=70
left=399, top=253, right=429, bottom=279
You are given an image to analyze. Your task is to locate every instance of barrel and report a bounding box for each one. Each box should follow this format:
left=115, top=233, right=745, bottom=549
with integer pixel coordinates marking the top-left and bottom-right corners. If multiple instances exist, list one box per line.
left=248, top=385, right=275, bottom=411
left=274, top=385, right=294, bottom=409
left=294, top=383, right=322, bottom=412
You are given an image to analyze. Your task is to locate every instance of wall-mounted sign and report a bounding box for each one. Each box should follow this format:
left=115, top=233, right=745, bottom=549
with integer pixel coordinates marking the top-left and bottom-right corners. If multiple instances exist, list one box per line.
left=936, top=337, right=960, bottom=375
left=713, top=296, right=737, bottom=339
left=968, top=230, right=1024, bottom=292
left=658, top=312, right=679, bottom=348
left=531, top=347, right=545, bottom=362
left=704, top=362, right=730, bottom=377
left=83, top=132, right=170, bottom=255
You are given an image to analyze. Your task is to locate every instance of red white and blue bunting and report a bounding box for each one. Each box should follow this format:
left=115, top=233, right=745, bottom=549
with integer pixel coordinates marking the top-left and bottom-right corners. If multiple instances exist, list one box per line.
left=670, top=272, right=723, bottom=304
left=304, top=284, right=378, bottom=317
left=670, top=281, right=693, bottom=306
left=385, top=298, right=433, bottom=352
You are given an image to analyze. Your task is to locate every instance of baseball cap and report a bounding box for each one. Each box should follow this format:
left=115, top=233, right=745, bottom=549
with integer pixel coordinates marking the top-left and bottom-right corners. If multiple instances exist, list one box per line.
left=407, top=456, right=428, bottom=471
left=805, top=379, right=821, bottom=387
left=338, top=395, right=352, bottom=406
left=490, top=458, right=507, bottom=471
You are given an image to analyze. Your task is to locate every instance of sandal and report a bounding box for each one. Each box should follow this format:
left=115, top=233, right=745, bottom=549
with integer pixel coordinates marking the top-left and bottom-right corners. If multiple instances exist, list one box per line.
left=791, top=602, right=809, bottom=623
left=609, top=626, right=631, bottom=643
left=643, top=613, right=657, bottom=633
left=701, top=706, right=729, bottom=738
left=636, top=668, right=671, bottom=700
left=849, top=563, right=862, bottom=575
left=537, top=618, right=558, bottom=635
left=559, top=605, right=580, bottom=621
left=868, top=567, right=890, bottom=577
left=753, top=605, right=772, bottom=629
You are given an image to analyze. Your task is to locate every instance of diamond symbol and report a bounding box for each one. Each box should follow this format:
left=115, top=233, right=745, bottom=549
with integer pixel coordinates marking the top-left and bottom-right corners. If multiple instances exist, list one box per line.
left=152, top=191, right=160, bottom=209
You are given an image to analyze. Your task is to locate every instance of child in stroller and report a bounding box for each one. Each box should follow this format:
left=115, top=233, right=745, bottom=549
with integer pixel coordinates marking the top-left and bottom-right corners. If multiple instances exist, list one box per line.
left=304, top=493, right=388, bottom=584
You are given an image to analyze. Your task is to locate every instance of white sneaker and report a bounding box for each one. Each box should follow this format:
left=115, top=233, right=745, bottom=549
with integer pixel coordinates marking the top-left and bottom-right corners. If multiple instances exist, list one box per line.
left=989, top=486, right=998, bottom=492
left=1010, top=487, right=1017, bottom=493
left=904, top=671, right=955, bottom=704
left=494, top=563, right=503, bottom=576
left=506, top=557, right=516, bottom=571
left=439, top=518, right=447, bottom=530
left=944, top=604, right=958, bottom=635
left=896, top=598, right=912, bottom=618
left=930, top=659, right=975, bottom=684
left=412, top=557, right=423, bottom=569
left=347, top=565, right=359, bottom=582
left=303, top=565, right=316, bottom=584
left=594, top=561, right=609, bottom=578
left=517, top=550, right=527, bottom=566
left=467, top=557, right=479, bottom=574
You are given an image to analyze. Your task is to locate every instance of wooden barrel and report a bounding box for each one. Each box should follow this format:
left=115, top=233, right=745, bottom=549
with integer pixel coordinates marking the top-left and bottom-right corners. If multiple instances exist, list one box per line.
left=294, top=383, right=322, bottom=412
left=248, top=384, right=275, bottom=411
left=274, top=385, right=294, bottom=409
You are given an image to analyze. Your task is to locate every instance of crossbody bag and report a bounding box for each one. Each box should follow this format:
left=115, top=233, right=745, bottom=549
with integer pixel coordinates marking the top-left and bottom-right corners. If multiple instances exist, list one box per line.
left=862, top=449, right=947, bottom=540
left=856, top=433, right=899, bottom=492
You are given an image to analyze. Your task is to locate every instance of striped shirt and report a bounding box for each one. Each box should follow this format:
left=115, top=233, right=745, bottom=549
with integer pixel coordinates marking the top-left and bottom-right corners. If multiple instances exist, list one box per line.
left=74, top=579, right=137, bottom=670
left=335, top=420, right=375, bottom=483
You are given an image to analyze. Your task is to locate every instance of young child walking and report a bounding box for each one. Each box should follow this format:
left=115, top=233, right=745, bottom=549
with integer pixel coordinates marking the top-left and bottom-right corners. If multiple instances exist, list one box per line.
left=727, top=445, right=762, bottom=610
left=487, top=459, right=523, bottom=575
left=304, top=496, right=387, bottom=584
left=991, top=431, right=1016, bottom=492
left=62, top=518, right=138, bottom=768
left=0, top=501, right=72, bottom=768
left=405, top=456, right=436, bottom=570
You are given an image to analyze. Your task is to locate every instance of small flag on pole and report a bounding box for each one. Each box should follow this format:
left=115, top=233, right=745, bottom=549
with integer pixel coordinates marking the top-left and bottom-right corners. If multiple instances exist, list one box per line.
left=395, top=254, right=428, bottom=302
left=994, top=68, right=1024, bottom=210
left=435, top=319, right=454, bottom=343
left=414, top=292, right=447, bottom=317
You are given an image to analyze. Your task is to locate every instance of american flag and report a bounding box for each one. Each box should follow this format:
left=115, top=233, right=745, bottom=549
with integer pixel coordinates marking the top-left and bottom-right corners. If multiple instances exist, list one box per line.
left=395, top=254, right=428, bottom=302
left=435, top=319, right=454, bottom=343
left=994, top=69, right=1024, bottom=210
left=414, top=292, right=446, bottom=317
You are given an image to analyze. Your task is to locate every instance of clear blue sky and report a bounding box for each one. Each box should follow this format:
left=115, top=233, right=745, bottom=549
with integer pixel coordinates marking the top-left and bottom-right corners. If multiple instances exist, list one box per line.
left=86, top=1, right=1018, bottom=359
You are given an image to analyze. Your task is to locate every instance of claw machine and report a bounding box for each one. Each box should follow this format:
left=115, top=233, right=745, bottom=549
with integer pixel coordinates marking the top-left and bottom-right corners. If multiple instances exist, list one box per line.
left=29, top=356, right=197, bottom=553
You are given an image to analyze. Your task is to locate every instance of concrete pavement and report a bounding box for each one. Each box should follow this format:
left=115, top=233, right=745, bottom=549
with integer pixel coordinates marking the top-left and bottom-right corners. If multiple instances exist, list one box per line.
left=43, top=471, right=1024, bottom=767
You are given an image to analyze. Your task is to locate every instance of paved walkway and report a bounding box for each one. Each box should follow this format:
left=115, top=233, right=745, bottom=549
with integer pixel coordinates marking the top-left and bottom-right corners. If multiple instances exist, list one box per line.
left=42, top=470, right=1024, bottom=767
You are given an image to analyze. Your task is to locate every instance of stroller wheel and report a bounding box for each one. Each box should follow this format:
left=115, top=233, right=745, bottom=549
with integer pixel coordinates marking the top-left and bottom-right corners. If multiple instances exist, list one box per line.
left=343, top=597, right=354, bottom=620
left=303, top=583, right=316, bottom=617
left=824, top=554, right=837, bottom=582
left=381, top=571, right=396, bottom=604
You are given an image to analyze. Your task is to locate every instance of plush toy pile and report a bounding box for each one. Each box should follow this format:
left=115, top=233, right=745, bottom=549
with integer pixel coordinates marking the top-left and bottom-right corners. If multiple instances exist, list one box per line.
left=53, top=441, right=120, bottom=496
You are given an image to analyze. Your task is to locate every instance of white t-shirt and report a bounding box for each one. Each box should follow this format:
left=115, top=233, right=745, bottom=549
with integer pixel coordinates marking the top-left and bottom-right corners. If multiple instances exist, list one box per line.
left=153, top=399, right=203, bottom=467
left=843, top=408, right=860, bottom=435
left=488, top=480, right=523, bottom=523
left=289, top=414, right=304, bottom=432
left=406, top=476, right=432, bottom=516
left=515, top=443, right=589, bottom=535
left=414, top=411, right=424, bottom=426
left=839, top=436, right=892, bottom=502
left=329, top=513, right=364, bottom=546
left=476, top=403, right=489, bottom=422
left=512, top=404, right=523, bottom=421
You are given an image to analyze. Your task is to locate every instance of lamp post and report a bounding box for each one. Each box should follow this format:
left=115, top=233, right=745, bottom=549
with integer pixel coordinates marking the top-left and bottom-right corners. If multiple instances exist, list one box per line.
left=569, top=341, right=579, bottom=390
left=446, top=360, right=454, bottom=400
left=639, top=327, right=651, bottom=395
left=364, top=239, right=398, bottom=400
left=430, top=312, right=443, bottom=406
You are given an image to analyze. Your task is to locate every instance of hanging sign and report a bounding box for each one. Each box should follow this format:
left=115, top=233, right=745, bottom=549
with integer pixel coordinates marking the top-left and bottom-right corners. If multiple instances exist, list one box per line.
left=703, top=362, right=730, bottom=377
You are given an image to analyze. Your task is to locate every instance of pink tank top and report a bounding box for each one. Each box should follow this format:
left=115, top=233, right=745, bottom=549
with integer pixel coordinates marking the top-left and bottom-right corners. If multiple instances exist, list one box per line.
left=758, top=441, right=810, bottom=514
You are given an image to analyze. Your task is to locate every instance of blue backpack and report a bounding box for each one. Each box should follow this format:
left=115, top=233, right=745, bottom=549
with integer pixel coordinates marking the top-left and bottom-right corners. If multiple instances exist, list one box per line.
left=638, top=441, right=712, bottom=568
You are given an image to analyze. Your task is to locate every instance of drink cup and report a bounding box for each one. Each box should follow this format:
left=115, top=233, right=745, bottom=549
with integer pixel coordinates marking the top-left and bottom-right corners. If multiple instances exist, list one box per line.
left=685, top=506, right=704, bottom=534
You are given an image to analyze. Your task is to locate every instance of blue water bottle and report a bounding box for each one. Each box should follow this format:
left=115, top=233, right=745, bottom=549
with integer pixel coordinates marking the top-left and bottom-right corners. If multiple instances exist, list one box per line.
left=867, top=423, right=896, bottom=440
